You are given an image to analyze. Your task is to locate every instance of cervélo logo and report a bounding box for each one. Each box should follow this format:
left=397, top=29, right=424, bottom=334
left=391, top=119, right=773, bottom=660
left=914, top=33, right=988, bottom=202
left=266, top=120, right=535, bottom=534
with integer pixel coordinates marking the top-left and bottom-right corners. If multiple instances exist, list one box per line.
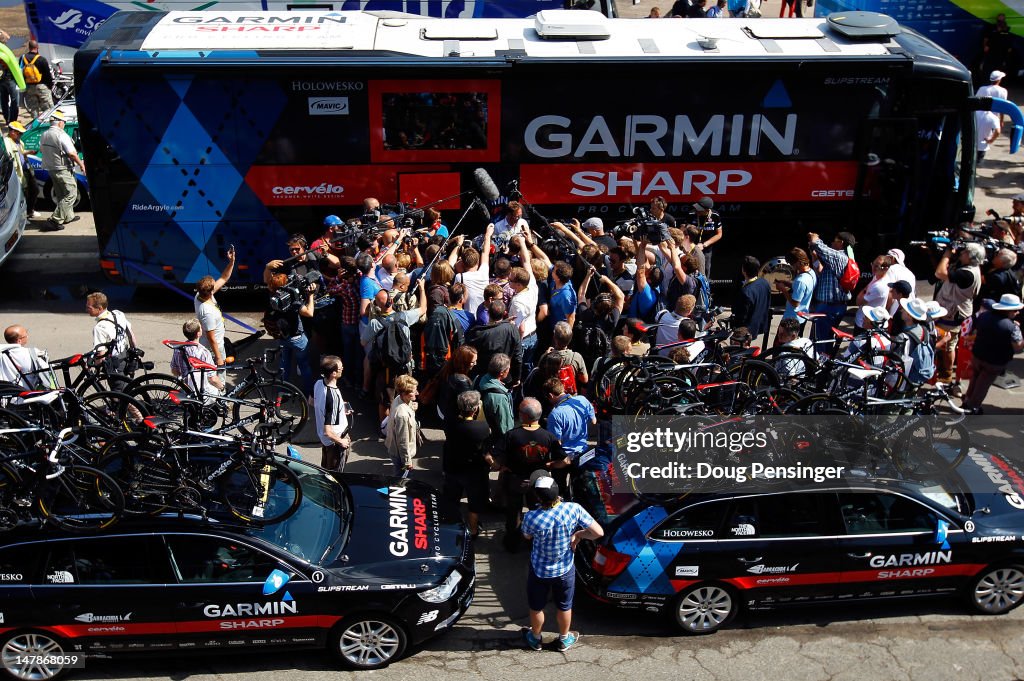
left=308, top=97, right=349, bottom=116
left=272, top=182, right=345, bottom=199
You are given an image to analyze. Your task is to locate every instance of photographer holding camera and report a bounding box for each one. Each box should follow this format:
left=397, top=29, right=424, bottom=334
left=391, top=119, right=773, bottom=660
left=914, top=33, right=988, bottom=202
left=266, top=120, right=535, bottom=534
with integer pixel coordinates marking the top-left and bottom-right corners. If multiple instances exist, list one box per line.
left=264, top=270, right=317, bottom=397
left=933, top=241, right=984, bottom=391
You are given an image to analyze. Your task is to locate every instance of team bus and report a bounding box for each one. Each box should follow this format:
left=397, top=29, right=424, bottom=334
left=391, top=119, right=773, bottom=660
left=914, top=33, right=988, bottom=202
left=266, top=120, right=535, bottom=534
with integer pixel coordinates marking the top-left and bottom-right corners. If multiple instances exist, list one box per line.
left=74, top=9, right=1012, bottom=286
left=25, top=0, right=617, bottom=73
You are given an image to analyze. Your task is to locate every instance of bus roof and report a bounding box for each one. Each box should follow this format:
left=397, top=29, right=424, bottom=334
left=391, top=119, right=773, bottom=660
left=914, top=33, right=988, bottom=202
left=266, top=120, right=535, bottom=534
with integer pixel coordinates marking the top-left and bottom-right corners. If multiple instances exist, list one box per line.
left=88, top=10, right=908, bottom=61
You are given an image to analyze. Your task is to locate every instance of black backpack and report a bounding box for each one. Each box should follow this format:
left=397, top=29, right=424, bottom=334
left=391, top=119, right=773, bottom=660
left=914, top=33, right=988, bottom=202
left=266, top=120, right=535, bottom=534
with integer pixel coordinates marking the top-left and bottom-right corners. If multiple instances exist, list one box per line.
left=572, top=320, right=611, bottom=371
left=370, top=314, right=412, bottom=375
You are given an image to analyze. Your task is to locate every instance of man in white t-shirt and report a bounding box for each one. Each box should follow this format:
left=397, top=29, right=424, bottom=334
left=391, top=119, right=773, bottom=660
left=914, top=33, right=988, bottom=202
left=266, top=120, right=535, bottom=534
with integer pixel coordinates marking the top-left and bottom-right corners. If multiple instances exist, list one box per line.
left=978, top=71, right=1008, bottom=98
left=655, top=295, right=696, bottom=356
left=314, top=355, right=351, bottom=472
left=451, top=223, right=494, bottom=316
left=976, top=109, right=1001, bottom=164
left=194, top=246, right=236, bottom=372
left=509, top=234, right=540, bottom=366
left=0, top=325, right=54, bottom=389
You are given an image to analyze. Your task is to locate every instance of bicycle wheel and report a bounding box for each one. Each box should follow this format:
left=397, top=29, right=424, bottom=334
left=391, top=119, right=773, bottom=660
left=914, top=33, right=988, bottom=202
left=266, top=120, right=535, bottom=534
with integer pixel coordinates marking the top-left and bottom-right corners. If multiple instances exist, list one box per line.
left=230, top=381, right=308, bottom=442
left=37, top=464, right=125, bottom=532
left=786, top=392, right=849, bottom=415
left=123, top=374, right=195, bottom=424
left=728, top=358, right=780, bottom=390
left=892, top=420, right=970, bottom=478
left=0, top=461, right=22, bottom=531
left=740, top=386, right=802, bottom=415
left=219, top=457, right=302, bottom=525
left=97, top=432, right=178, bottom=515
left=79, top=391, right=151, bottom=432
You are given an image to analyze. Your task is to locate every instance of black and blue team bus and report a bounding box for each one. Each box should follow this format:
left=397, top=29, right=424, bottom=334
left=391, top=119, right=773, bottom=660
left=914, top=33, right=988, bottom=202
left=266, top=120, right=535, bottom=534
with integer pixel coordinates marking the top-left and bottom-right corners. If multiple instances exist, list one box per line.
left=73, top=9, right=1009, bottom=286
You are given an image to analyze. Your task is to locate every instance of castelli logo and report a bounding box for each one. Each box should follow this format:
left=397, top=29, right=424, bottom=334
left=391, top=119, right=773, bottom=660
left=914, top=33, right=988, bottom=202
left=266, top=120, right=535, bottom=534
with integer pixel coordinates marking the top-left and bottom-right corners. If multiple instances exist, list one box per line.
left=271, top=182, right=345, bottom=198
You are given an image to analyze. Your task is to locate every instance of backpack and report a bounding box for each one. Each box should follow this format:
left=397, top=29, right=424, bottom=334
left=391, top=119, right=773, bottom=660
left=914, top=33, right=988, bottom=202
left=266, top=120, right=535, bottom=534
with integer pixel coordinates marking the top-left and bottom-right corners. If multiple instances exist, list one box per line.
left=22, top=54, right=43, bottom=85
left=572, top=320, right=611, bottom=371
left=693, top=272, right=712, bottom=311
left=838, top=253, right=861, bottom=292
left=551, top=350, right=579, bottom=395
left=370, top=314, right=412, bottom=375
left=903, top=325, right=936, bottom=384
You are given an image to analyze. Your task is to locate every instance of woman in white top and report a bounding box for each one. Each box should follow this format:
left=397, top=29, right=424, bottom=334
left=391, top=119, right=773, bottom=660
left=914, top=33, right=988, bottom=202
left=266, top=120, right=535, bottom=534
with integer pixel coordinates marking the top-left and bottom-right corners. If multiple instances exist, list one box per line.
left=855, top=255, right=895, bottom=328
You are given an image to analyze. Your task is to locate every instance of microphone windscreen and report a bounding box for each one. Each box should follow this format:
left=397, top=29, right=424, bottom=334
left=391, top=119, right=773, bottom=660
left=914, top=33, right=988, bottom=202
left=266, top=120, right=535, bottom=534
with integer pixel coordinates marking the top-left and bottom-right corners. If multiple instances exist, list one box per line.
left=473, top=168, right=501, bottom=202
left=473, top=199, right=492, bottom=222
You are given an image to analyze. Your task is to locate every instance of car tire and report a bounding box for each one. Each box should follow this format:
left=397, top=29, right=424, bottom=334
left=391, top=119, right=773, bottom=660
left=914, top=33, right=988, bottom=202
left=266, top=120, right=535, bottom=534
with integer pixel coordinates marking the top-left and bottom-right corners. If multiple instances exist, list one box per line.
left=672, top=582, right=739, bottom=635
left=43, top=180, right=85, bottom=210
left=966, top=563, right=1024, bottom=615
left=328, top=614, right=408, bottom=670
left=0, top=630, right=71, bottom=681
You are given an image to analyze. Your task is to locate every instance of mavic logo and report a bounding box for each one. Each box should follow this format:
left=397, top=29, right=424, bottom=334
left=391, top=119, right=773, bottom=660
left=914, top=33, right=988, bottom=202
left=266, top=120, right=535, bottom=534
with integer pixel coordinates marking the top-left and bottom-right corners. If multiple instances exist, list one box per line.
left=49, top=9, right=83, bottom=30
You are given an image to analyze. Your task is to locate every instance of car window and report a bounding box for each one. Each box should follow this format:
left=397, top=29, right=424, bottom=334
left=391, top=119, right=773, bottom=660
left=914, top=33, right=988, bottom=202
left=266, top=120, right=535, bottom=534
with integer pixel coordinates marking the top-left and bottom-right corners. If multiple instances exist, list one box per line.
left=839, top=492, right=937, bottom=534
left=651, top=501, right=727, bottom=540
left=0, top=544, right=39, bottom=585
left=165, top=535, right=283, bottom=583
left=726, top=494, right=832, bottom=539
left=43, top=538, right=156, bottom=585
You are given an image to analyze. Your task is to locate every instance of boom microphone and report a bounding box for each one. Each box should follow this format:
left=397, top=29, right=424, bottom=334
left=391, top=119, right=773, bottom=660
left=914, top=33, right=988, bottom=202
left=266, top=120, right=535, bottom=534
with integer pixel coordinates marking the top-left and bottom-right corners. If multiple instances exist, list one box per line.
left=473, top=168, right=501, bottom=202
left=472, top=198, right=492, bottom=222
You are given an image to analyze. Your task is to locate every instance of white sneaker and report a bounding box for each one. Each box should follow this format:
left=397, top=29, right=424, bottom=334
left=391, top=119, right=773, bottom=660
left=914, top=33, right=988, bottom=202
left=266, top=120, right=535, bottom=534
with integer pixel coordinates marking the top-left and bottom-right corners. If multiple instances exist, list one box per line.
left=29, top=211, right=40, bottom=219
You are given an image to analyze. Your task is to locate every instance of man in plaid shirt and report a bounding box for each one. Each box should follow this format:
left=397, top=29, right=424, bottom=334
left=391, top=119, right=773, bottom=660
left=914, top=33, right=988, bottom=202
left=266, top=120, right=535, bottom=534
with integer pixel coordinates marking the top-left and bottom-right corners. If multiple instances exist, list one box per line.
left=808, top=231, right=856, bottom=350
left=520, top=471, right=603, bottom=651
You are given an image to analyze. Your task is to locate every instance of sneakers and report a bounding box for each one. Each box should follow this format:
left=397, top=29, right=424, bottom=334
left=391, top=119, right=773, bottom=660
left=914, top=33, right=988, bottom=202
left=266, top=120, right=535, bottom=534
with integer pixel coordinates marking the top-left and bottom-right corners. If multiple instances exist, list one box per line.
left=556, top=631, right=580, bottom=651
left=28, top=211, right=40, bottom=219
left=40, top=219, right=64, bottom=232
left=66, top=215, right=81, bottom=224
left=522, top=628, right=542, bottom=651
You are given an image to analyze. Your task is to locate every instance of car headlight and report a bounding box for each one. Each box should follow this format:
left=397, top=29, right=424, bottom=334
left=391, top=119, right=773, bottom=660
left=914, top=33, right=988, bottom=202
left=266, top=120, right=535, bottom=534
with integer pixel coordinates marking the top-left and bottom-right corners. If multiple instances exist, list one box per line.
left=417, top=570, right=462, bottom=603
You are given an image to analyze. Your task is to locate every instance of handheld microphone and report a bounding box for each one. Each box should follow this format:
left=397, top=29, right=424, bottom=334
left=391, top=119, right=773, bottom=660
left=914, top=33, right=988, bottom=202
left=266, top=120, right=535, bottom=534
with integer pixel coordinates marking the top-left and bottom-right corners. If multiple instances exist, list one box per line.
left=473, top=168, right=501, bottom=202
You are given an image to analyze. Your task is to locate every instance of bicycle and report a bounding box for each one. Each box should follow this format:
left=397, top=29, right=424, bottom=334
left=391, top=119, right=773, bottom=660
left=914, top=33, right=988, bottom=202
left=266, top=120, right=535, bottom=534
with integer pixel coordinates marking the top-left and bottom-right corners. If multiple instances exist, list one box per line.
left=0, top=427, right=125, bottom=532
left=125, top=344, right=307, bottom=443
left=97, top=423, right=302, bottom=525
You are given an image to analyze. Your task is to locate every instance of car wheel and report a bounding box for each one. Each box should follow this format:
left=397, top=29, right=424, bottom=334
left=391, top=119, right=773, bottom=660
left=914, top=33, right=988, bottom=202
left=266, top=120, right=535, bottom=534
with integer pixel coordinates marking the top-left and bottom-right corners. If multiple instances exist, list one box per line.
left=0, top=630, right=70, bottom=681
left=43, top=181, right=83, bottom=210
left=673, top=583, right=738, bottom=635
left=967, top=564, right=1024, bottom=615
left=329, top=615, right=407, bottom=670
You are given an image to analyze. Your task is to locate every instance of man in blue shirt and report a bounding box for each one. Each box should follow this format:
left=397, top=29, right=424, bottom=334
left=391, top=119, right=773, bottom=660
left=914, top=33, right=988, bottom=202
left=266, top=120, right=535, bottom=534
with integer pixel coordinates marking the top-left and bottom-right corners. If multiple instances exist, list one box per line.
left=548, top=261, right=577, bottom=327
left=521, top=470, right=603, bottom=652
left=544, top=376, right=597, bottom=497
left=776, top=247, right=816, bottom=322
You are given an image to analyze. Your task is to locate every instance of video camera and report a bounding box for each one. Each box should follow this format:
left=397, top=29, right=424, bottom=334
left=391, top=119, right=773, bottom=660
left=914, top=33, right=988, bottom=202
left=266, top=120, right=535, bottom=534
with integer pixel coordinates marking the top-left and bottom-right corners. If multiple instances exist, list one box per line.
left=269, top=269, right=321, bottom=312
left=612, top=207, right=671, bottom=243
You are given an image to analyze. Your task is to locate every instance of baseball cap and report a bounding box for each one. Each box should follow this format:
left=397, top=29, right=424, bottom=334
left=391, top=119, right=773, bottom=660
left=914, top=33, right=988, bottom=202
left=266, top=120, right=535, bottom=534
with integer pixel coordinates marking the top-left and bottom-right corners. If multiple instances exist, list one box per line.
left=530, top=469, right=559, bottom=503
left=582, top=217, right=604, bottom=232
left=7, top=121, right=25, bottom=134
left=693, top=197, right=714, bottom=211
left=990, top=70, right=1006, bottom=82
left=50, top=109, right=66, bottom=122
left=887, top=280, right=913, bottom=297
left=886, top=248, right=905, bottom=265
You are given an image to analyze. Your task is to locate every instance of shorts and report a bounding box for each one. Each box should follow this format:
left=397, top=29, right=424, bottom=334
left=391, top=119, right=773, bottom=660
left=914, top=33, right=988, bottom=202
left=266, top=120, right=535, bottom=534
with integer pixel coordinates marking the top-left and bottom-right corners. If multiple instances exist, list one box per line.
left=443, top=469, right=490, bottom=513
left=527, top=566, right=575, bottom=612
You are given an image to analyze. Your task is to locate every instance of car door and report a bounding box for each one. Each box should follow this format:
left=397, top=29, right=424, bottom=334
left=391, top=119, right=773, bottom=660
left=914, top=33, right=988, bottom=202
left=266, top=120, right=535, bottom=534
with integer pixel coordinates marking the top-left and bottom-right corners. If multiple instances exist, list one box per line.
left=717, top=492, right=842, bottom=608
left=160, top=533, right=319, bottom=650
left=837, top=490, right=965, bottom=599
left=33, top=536, right=177, bottom=654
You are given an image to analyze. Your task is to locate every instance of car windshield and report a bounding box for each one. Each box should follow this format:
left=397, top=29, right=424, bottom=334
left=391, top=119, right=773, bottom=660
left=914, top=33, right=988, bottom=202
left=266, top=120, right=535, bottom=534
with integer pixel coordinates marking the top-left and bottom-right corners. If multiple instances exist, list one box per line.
left=247, top=459, right=351, bottom=564
left=905, top=479, right=973, bottom=516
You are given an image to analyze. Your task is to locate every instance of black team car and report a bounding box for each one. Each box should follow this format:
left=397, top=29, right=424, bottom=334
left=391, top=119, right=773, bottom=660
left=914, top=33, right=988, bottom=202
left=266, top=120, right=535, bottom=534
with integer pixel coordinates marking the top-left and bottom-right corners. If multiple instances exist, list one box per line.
left=0, top=460, right=475, bottom=680
left=575, top=449, right=1024, bottom=633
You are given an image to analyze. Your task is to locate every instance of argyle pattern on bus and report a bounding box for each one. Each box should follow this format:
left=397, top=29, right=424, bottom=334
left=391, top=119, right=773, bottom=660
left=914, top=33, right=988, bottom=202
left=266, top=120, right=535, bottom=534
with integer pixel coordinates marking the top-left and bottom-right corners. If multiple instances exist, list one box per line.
left=94, top=70, right=286, bottom=283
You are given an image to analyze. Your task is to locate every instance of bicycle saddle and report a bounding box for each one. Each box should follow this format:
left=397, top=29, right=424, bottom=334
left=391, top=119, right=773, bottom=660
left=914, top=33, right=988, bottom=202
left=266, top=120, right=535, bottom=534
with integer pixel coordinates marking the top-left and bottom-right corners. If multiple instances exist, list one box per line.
left=187, top=356, right=218, bottom=372
left=847, top=367, right=882, bottom=381
left=163, top=340, right=198, bottom=349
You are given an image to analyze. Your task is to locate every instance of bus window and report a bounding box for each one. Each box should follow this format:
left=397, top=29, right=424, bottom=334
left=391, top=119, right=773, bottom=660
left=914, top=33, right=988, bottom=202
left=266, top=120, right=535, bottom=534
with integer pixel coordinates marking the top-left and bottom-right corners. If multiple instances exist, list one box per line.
left=855, top=119, right=917, bottom=243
